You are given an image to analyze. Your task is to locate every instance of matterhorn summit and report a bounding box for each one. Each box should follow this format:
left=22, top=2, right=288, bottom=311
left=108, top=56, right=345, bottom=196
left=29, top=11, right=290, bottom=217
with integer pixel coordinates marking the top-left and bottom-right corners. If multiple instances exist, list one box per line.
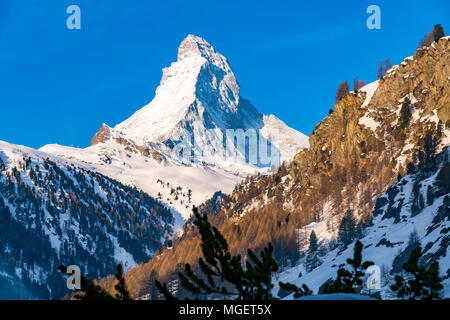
left=41, top=34, right=309, bottom=219
left=115, top=35, right=258, bottom=144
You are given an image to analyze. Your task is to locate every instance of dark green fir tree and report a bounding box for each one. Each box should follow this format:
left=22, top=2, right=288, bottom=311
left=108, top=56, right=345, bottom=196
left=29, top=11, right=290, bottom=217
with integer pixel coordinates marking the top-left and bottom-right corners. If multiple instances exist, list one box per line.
left=156, top=206, right=311, bottom=300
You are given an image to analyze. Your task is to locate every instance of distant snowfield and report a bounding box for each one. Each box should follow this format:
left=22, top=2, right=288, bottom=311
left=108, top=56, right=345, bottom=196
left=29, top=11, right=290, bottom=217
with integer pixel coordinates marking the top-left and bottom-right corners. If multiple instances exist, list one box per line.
left=40, top=141, right=242, bottom=221
left=0, top=139, right=171, bottom=273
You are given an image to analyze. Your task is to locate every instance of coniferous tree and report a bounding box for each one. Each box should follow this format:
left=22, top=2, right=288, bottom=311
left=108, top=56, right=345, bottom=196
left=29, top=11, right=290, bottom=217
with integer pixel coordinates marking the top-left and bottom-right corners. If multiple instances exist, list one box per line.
left=308, top=230, right=318, bottom=252
left=156, top=207, right=310, bottom=300
left=399, top=97, right=411, bottom=128
left=422, top=262, right=444, bottom=300
left=114, top=264, right=131, bottom=300
left=58, top=264, right=131, bottom=300
left=337, top=210, right=357, bottom=248
left=384, top=58, right=392, bottom=74
left=420, top=24, right=446, bottom=47
left=432, top=24, right=445, bottom=42
left=305, top=231, right=322, bottom=272
left=391, top=247, right=443, bottom=300
left=353, top=78, right=366, bottom=92
left=336, top=81, right=349, bottom=101
left=155, top=280, right=178, bottom=300
left=324, top=241, right=374, bottom=294
left=377, top=61, right=384, bottom=80
left=407, top=229, right=420, bottom=247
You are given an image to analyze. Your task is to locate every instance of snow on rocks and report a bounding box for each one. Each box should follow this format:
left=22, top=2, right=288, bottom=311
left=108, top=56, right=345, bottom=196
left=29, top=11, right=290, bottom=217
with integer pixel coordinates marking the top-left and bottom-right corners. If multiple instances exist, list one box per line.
left=358, top=113, right=380, bottom=132
left=41, top=34, right=309, bottom=220
left=359, top=80, right=379, bottom=108
left=275, top=147, right=450, bottom=299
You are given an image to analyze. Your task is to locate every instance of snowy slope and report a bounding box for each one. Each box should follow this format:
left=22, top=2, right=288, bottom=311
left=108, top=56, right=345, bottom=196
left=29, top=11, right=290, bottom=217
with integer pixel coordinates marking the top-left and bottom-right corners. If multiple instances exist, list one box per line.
left=40, top=140, right=241, bottom=221
left=275, top=147, right=450, bottom=299
left=0, top=140, right=175, bottom=299
left=41, top=34, right=308, bottom=219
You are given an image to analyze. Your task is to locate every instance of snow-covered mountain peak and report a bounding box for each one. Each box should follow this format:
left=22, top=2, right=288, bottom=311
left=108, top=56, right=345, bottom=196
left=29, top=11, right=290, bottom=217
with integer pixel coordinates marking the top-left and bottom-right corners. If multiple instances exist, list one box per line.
left=114, top=34, right=246, bottom=144
left=177, top=34, right=231, bottom=71
left=112, top=34, right=307, bottom=165
left=41, top=35, right=309, bottom=220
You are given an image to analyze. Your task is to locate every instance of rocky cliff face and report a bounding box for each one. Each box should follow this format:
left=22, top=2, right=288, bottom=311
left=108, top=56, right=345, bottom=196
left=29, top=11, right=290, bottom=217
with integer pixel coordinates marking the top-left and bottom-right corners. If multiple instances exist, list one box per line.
left=277, top=147, right=450, bottom=299
left=120, top=37, right=450, bottom=298
left=91, top=123, right=111, bottom=146
left=214, top=38, right=450, bottom=238
left=289, top=37, right=449, bottom=220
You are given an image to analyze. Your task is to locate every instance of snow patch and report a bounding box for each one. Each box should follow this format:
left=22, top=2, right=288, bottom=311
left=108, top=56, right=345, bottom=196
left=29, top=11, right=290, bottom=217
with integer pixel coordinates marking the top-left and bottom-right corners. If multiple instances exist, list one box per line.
left=359, top=80, right=379, bottom=108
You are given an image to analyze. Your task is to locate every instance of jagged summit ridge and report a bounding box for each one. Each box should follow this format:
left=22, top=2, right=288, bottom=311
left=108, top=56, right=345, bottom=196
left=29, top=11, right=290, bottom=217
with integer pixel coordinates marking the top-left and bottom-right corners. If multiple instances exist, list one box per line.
left=111, top=34, right=308, bottom=166
left=114, top=34, right=250, bottom=144
left=40, top=34, right=309, bottom=219
left=177, top=35, right=232, bottom=72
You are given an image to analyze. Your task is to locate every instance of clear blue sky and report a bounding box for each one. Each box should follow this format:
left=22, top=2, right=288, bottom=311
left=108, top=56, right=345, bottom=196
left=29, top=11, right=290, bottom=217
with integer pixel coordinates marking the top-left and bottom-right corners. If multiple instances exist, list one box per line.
left=0, top=0, right=448, bottom=149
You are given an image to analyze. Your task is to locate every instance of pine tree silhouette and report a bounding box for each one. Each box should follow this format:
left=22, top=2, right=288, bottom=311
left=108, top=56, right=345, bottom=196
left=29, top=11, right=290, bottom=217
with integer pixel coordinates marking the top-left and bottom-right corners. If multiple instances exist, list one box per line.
left=155, top=206, right=310, bottom=300
left=391, top=247, right=443, bottom=300
left=422, top=262, right=444, bottom=300
left=58, top=264, right=131, bottom=300
left=324, top=241, right=374, bottom=293
left=432, top=24, right=445, bottom=42
left=114, top=264, right=131, bottom=300
left=337, top=210, right=357, bottom=248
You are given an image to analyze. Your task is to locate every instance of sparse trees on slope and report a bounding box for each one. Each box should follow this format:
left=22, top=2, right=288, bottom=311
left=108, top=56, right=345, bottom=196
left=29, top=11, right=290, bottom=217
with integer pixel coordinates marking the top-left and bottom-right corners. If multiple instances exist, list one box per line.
left=420, top=24, right=446, bottom=47
left=336, top=81, right=349, bottom=101
left=384, top=58, right=392, bottom=74
left=353, top=78, right=366, bottom=93
left=414, top=129, right=438, bottom=176
left=420, top=30, right=434, bottom=48
left=377, top=58, right=393, bottom=79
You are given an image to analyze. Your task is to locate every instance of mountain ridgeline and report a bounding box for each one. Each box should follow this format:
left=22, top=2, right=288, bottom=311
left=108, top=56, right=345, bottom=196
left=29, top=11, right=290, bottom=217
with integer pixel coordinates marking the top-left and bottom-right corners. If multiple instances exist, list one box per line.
left=0, top=142, right=174, bottom=299
left=0, top=33, right=448, bottom=300
left=40, top=34, right=309, bottom=220
left=113, top=37, right=450, bottom=299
